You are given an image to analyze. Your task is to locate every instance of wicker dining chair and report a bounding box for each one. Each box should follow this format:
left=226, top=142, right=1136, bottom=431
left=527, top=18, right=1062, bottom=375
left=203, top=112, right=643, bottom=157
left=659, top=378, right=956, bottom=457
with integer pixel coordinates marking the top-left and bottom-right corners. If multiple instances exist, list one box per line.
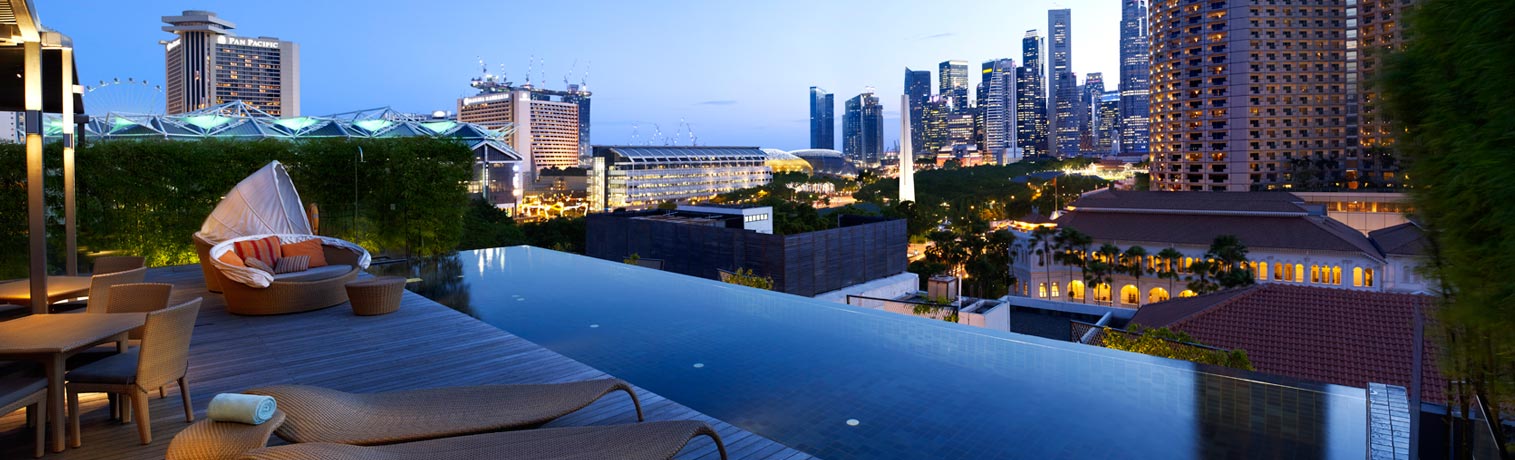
left=92, top=256, right=146, bottom=275
left=105, top=283, right=176, bottom=339
left=67, top=298, right=202, bottom=446
left=82, top=267, right=148, bottom=314
left=0, top=374, right=47, bottom=457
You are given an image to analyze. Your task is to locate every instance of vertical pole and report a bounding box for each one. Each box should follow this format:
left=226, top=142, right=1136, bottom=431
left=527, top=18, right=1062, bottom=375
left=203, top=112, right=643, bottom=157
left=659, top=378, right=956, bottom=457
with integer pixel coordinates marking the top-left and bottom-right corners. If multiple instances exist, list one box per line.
left=24, top=40, right=47, bottom=314
left=62, top=48, right=77, bottom=276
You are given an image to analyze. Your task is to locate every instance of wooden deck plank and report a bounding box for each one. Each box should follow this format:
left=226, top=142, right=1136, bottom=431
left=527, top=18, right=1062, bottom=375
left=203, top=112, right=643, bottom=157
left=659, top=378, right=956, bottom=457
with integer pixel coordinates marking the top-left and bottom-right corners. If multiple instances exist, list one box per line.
left=0, top=265, right=815, bottom=459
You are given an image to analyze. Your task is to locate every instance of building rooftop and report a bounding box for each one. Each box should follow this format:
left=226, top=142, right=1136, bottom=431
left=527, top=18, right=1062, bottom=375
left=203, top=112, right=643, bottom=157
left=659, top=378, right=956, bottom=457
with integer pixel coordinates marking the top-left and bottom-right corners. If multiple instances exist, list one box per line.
left=1069, top=189, right=1314, bottom=215
left=1370, top=222, right=1429, bottom=257
left=1129, top=284, right=1445, bottom=401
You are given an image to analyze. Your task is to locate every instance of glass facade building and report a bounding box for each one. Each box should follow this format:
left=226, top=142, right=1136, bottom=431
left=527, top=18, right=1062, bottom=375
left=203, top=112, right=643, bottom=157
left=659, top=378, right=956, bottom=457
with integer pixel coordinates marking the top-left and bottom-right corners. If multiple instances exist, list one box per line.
left=1016, top=30, right=1049, bottom=157
left=809, top=86, right=834, bottom=150
left=588, top=146, right=772, bottom=211
left=938, top=60, right=969, bottom=112
left=1047, top=9, right=1078, bottom=157
left=162, top=10, right=300, bottom=117
left=1119, top=0, right=1151, bottom=155
left=903, top=69, right=931, bottom=160
left=842, top=91, right=883, bottom=165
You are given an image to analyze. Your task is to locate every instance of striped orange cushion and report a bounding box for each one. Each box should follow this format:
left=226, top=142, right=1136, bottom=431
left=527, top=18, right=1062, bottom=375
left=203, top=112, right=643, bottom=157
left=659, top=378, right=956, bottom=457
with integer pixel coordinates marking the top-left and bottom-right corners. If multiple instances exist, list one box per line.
left=234, top=236, right=283, bottom=268
left=274, top=255, right=310, bottom=274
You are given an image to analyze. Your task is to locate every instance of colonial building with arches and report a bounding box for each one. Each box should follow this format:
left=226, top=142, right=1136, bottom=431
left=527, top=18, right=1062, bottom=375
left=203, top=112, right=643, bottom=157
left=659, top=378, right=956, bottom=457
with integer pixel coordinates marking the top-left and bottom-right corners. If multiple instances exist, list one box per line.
left=1009, top=190, right=1430, bottom=309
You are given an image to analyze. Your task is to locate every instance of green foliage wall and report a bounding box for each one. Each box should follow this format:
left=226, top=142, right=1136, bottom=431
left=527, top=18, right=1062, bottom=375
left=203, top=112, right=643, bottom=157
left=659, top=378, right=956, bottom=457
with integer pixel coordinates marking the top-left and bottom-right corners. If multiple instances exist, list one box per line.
left=0, top=137, right=473, bottom=277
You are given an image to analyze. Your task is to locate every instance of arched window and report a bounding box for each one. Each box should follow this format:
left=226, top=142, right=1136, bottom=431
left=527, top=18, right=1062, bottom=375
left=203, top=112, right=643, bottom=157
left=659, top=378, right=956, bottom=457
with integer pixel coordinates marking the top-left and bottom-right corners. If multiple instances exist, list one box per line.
left=1258, top=262, right=1268, bottom=280
left=1364, top=268, right=1375, bottom=287
left=1093, top=283, right=1112, bottom=303
left=1038, top=282, right=1048, bottom=298
left=1067, top=280, right=1084, bottom=300
left=1294, top=264, right=1304, bottom=283
left=1332, top=266, right=1342, bottom=285
left=1149, top=287, right=1170, bottom=303
left=1353, top=267, right=1364, bottom=287
left=1051, top=282, right=1061, bottom=298
left=1121, top=285, right=1140, bottom=305
left=1179, top=290, right=1197, bottom=298
left=1274, top=263, right=1284, bottom=280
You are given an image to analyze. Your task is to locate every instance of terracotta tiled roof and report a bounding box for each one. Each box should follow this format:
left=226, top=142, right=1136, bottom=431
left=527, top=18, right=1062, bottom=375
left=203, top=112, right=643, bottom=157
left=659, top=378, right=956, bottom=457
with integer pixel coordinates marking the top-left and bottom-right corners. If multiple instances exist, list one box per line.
left=1129, top=284, right=1445, bottom=401
left=1053, top=211, right=1385, bottom=258
left=1369, top=222, right=1429, bottom=257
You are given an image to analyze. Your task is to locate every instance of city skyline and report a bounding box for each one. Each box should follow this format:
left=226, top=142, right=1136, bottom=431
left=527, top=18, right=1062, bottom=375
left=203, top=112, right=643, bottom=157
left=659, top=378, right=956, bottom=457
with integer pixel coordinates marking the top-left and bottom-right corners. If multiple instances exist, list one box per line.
left=48, top=0, right=1126, bottom=150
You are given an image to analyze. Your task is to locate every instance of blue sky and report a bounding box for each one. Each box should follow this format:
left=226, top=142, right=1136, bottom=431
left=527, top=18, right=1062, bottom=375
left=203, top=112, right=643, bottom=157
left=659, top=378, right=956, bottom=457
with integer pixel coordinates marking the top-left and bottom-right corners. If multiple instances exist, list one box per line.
left=46, top=0, right=1126, bottom=150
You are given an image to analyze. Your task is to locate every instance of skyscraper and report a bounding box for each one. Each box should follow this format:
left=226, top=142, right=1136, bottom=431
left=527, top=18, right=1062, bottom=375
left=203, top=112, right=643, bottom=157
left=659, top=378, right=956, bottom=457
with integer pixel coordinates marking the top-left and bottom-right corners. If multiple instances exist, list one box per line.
left=938, top=60, right=969, bottom=112
left=809, top=87, right=834, bottom=150
left=458, top=89, right=579, bottom=179
left=1118, top=0, right=1151, bottom=155
left=1148, top=0, right=1355, bottom=191
left=162, top=10, right=300, bottom=116
left=1353, top=0, right=1417, bottom=189
left=1095, top=91, right=1120, bottom=154
left=1016, top=30, right=1049, bottom=157
left=922, top=95, right=949, bottom=156
left=562, top=84, right=593, bottom=163
left=1080, top=72, right=1104, bottom=153
left=1047, top=9, right=1078, bottom=157
left=981, top=59, right=1017, bottom=159
left=843, top=91, right=883, bottom=164
left=903, top=69, right=931, bottom=157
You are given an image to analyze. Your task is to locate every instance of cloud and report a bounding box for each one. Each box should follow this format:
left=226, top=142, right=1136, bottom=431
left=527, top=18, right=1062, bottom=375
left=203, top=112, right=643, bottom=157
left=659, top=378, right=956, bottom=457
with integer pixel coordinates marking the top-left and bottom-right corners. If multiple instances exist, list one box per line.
left=918, top=32, right=955, bottom=40
left=697, top=100, right=737, bottom=106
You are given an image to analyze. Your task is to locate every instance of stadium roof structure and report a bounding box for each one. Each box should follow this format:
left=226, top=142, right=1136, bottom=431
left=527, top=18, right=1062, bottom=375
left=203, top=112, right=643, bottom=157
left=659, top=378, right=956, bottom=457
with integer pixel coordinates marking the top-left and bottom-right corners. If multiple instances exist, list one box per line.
left=61, top=101, right=516, bottom=159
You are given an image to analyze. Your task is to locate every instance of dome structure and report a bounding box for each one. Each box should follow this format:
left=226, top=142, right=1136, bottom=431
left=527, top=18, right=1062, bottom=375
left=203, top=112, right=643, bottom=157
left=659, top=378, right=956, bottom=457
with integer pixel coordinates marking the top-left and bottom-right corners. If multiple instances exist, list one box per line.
left=789, top=149, right=858, bottom=178
left=762, top=148, right=815, bottom=175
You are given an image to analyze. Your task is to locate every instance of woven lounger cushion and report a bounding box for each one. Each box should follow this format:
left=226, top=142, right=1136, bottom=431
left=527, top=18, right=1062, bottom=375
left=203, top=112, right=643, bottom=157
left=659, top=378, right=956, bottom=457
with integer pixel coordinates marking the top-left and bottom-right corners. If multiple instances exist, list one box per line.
left=245, top=379, right=643, bottom=445
left=237, top=421, right=725, bottom=460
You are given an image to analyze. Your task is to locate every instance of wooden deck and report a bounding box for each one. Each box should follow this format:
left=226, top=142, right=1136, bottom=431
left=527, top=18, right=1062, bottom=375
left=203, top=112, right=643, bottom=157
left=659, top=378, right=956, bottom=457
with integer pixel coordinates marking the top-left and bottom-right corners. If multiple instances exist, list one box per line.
left=0, top=265, right=815, bottom=460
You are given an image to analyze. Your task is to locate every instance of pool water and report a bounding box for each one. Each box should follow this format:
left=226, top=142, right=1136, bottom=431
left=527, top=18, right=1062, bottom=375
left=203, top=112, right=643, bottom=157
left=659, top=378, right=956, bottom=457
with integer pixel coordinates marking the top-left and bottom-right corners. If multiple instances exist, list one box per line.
left=384, top=247, right=1368, bottom=459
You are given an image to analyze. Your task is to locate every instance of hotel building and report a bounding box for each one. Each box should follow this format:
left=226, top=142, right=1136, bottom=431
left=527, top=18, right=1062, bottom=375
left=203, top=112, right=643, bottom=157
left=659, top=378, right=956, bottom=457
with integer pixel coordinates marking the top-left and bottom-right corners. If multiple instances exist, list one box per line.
left=458, top=89, right=580, bottom=180
left=162, top=10, right=300, bottom=116
left=587, top=146, right=771, bottom=211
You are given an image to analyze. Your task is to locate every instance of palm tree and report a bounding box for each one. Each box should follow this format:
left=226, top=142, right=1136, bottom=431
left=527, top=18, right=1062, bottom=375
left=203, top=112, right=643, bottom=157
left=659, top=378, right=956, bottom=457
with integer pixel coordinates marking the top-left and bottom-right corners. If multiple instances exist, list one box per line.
left=1205, top=235, right=1255, bottom=290
left=1155, top=247, right=1184, bottom=295
left=1087, top=243, right=1122, bottom=304
left=1054, top=228, right=1094, bottom=303
left=1122, top=245, right=1150, bottom=306
left=1029, top=226, right=1057, bottom=297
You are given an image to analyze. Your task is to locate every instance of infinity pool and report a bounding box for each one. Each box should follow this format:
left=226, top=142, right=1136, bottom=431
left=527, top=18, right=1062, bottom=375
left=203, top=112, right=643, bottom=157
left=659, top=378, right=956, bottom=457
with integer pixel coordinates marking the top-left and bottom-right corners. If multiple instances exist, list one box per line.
left=388, top=247, right=1368, bottom=459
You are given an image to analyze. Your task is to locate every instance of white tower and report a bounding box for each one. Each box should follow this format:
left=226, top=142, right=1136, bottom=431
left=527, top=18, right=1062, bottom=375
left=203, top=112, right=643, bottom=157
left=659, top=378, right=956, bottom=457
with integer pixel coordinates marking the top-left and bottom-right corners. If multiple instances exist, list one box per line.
left=898, top=94, right=916, bottom=203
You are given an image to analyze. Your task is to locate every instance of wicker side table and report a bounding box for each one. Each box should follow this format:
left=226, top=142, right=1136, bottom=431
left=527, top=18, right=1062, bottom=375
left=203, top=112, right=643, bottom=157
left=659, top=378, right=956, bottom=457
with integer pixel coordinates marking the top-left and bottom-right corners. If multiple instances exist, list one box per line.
left=345, top=276, right=406, bottom=316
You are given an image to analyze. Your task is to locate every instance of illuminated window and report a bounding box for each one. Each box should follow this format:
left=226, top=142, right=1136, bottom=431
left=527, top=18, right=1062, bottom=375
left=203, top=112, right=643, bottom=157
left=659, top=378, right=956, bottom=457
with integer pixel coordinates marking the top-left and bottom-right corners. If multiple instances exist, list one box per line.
left=1051, top=282, right=1061, bottom=298
left=1149, top=287, right=1170, bottom=303
left=1068, top=281, right=1084, bottom=300
left=1038, top=282, right=1048, bottom=298
left=1364, top=268, right=1375, bottom=287
left=1258, top=262, right=1268, bottom=280
left=1121, top=285, right=1140, bottom=305
left=1310, top=265, right=1321, bottom=283
left=1353, top=267, right=1363, bottom=286
left=1332, top=266, right=1342, bottom=285
left=1179, top=290, right=1198, bottom=298
left=1093, top=283, right=1113, bottom=303
left=1294, top=264, right=1305, bottom=283
left=1274, top=263, right=1284, bottom=280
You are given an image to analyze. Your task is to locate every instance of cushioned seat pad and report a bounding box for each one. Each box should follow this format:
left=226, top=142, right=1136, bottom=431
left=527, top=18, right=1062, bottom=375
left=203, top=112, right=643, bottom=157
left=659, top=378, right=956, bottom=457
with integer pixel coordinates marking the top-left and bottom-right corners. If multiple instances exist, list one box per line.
left=67, top=350, right=139, bottom=384
left=0, top=375, right=46, bottom=404
left=271, top=265, right=352, bottom=283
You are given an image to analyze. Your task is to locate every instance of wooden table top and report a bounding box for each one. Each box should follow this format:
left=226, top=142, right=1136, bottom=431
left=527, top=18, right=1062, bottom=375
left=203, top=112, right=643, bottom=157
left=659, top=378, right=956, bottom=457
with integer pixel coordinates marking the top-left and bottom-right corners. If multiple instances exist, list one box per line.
left=0, top=276, right=93, bottom=304
left=0, top=313, right=146, bottom=354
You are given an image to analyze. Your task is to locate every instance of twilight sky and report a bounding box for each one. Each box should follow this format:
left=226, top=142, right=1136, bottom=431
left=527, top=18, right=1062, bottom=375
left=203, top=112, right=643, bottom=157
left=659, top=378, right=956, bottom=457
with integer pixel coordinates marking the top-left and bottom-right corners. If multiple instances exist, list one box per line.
left=47, top=0, right=1126, bottom=150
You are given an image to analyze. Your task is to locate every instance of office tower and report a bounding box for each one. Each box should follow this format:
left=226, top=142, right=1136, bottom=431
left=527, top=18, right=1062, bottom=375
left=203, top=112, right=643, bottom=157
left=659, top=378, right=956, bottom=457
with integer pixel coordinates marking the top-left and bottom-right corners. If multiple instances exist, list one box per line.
left=1096, top=91, right=1120, bottom=154
left=458, top=89, right=579, bottom=180
left=904, top=69, right=931, bottom=156
left=162, top=10, right=300, bottom=116
left=1047, top=9, right=1078, bottom=157
left=809, top=87, right=835, bottom=149
left=975, top=80, right=987, bottom=152
left=945, top=112, right=975, bottom=148
left=981, top=59, right=1018, bottom=158
left=1080, top=72, right=1104, bottom=153
left=562, top=84, right=592, bottom=162
left=922, top=96, right=949, bottom=156
left=898, top=95, right=916, bottom=203
left=1148, top=0, right=1354, bottom=191
left=938, top=60, right=969, bottom=112
left=1353, top=0, right=1416, bottom=189
left=843, top=91, right=883, bottom=164
left=1016, top=30, right=1048, bottom=157
left=1119, top=0, right=1151, bottom=155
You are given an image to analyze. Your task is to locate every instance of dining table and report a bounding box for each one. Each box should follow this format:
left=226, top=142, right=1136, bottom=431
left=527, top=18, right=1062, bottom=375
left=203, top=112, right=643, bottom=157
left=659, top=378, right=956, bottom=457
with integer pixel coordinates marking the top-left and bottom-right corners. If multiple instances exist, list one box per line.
left=0, top=312, right=147, bottom=452
left=0, top=275, right=93, bottom=314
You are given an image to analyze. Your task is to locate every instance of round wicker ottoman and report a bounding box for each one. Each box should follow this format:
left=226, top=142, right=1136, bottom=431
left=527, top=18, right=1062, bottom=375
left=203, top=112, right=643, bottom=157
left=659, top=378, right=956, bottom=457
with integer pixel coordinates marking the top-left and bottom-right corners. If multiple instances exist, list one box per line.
left=345, top=276, right=406, bottom=316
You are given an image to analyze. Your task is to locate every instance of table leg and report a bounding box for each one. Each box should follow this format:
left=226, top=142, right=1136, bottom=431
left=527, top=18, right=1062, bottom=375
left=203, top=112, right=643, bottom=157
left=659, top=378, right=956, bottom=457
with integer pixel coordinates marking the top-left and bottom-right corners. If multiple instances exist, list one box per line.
left=46, top=354, right=64, bottom=452
left=116, top=332, right=128, bottom=353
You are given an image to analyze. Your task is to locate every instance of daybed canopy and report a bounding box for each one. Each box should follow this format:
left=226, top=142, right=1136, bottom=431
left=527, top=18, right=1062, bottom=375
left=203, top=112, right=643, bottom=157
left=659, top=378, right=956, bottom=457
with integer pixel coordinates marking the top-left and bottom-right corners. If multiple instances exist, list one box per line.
left=197, top=161, right=313, bottom=243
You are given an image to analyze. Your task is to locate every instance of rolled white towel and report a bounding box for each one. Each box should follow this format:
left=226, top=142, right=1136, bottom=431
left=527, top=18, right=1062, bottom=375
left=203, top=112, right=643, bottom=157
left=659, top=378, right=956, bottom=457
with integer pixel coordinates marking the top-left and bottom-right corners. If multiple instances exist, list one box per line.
left=207, top=393, right=277, bottom=425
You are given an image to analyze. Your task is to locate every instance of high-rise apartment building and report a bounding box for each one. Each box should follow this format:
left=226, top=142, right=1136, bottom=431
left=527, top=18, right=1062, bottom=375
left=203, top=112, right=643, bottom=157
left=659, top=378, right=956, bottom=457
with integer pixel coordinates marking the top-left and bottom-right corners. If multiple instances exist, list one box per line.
left=904, top=69, right=931, bottom=157
left=458, top=89, right=580, bottom=180
left=1119, top=0, right=1152, bottom=155
left=981, top=59, right=1018, bottom=158
left=1047, top=9, right=1079, bottom=157
left=1080, top=72, right=1104, bottom=153
left=162, top=10, right=300, bottom=116
left=809, top=86, right=835, bottom=149
left=1096, top=91, right=1120, bottom=153
left=1016, top=30, right=1049, bottom=157
left=1148, top=0, right=1355, bottom=191
left=843, top=91, right=883, bottom=164
left=938, top=60, right=969, bottom=112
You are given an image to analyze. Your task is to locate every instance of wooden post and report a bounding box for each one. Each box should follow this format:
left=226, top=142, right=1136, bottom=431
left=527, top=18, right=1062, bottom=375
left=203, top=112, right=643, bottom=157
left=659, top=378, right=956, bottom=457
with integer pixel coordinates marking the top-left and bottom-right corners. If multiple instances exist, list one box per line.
left=24, top=40, right=47, bottom=314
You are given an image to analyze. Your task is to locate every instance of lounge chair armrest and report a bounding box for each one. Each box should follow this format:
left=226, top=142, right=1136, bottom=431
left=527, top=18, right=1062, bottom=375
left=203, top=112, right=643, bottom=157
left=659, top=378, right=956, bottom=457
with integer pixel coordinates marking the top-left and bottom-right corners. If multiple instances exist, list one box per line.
left=166, top=411, right=286, bottom=460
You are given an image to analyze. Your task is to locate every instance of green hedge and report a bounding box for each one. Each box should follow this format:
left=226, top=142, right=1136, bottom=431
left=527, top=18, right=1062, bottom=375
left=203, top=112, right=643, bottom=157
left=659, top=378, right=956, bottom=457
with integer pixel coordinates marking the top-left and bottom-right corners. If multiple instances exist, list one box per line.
left=0, top=137, right=473, bottom=277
